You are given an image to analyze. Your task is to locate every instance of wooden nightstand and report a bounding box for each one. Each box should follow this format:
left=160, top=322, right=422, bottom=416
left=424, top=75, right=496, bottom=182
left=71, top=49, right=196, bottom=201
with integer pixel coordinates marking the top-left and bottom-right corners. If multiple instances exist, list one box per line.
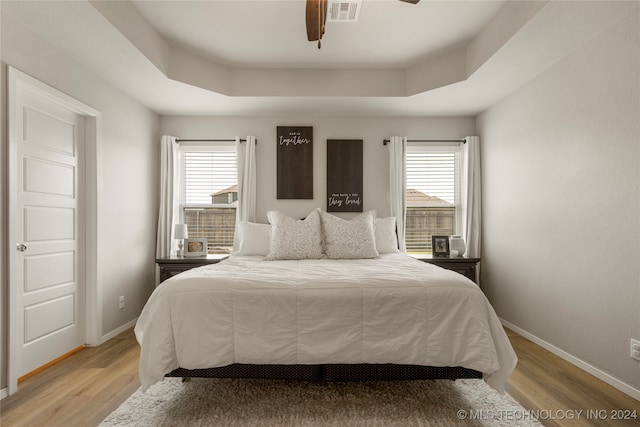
left=411, top=255, right=481, bottom=284
left=156, top=254, right=228, bottom=283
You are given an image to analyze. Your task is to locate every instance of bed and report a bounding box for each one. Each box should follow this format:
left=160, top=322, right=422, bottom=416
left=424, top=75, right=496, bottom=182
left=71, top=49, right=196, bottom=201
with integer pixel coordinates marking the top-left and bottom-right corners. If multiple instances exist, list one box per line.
left=136, top=209, right=516, bottom=392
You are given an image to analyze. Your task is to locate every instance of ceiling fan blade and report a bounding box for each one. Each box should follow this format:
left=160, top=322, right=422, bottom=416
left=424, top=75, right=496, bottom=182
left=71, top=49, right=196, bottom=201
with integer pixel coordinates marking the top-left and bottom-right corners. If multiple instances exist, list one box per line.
left=399, top=0, right=420, bottom=3
left=306, top=0, right=328, bottom=41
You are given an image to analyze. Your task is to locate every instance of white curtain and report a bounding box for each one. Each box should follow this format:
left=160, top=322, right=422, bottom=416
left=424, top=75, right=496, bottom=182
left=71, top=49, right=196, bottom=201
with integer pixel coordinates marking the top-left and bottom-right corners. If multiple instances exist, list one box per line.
left=156, top=135, right=180, bottom=258
left=388, top=136, right=407, bottom=252
left=461, top=136, right=481, bottom=257
left=236, top=135, right=257, bottom=223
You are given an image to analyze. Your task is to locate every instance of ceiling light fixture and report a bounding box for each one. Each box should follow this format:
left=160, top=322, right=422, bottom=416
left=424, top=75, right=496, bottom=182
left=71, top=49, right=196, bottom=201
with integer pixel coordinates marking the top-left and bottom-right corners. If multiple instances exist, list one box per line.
left=306, top=0, right=327, bottom=49
left=305, top=0, right=419, bottom=49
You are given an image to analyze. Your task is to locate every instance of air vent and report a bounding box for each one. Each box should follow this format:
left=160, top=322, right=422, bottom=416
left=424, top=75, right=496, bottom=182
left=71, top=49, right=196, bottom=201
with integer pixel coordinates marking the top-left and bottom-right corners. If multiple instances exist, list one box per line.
left=327, top=0, right=362, bottom=22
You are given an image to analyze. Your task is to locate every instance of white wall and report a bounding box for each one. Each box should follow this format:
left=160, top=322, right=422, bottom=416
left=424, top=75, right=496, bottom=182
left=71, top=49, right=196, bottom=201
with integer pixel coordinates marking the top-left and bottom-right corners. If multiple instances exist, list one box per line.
left=0, top=37, right=7, bottom=395
left=160, top=115, right=475, bottom=221
left=477, top=7, right=640, bottom=394
left=1, top=12, right=159, bottom=389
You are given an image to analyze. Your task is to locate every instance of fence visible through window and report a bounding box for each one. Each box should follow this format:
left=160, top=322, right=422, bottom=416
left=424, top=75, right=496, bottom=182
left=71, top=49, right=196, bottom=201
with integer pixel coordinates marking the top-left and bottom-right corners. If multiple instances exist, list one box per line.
left=184, top=207, right=236, bottom=254
left=405, top=207, right=455, bottom=254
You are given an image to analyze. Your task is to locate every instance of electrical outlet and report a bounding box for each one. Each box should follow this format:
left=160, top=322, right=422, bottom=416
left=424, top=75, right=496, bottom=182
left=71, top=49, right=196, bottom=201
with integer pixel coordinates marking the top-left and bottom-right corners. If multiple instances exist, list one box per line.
left=119, top=295, right=125, bottom=310
left=631, top=339, right=640, bottom=362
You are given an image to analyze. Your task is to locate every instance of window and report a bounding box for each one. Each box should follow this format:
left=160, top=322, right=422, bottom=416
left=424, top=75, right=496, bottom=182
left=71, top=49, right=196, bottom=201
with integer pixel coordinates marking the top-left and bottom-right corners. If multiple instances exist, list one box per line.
left=405, top=142, right=461, bottom=254
left=180, top=143, right=237, bottom=254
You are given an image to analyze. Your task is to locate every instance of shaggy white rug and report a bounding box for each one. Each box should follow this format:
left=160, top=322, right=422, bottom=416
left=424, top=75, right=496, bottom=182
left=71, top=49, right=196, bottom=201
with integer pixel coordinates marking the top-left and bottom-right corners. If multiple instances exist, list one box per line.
left=100, top=378, right=542, bottom=427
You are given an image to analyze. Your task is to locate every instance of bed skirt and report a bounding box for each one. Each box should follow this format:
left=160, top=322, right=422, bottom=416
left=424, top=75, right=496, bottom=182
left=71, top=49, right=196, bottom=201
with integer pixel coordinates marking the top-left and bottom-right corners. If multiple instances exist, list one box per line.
left=166, top=364, right=483, bottom=381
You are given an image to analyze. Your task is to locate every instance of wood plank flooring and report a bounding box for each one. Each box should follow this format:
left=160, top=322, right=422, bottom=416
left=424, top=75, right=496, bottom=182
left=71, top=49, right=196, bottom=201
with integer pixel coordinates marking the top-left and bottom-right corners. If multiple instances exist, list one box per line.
left=506, top=329, right=640, bottom=427
left=1, top=327, right=638, bottom=426
left=0, top=328, right=140, bottom=427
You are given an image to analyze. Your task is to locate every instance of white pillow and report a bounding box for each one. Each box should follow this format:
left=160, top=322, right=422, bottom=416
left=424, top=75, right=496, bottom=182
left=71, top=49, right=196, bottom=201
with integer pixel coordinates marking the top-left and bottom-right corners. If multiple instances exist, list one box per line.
left=234, top=221, right=271, bottom=256
left=375, top=217, right=400, bottom=254
left=265, top=209, right=323, bottom=260
left=320, top=210, right=379, bottom=259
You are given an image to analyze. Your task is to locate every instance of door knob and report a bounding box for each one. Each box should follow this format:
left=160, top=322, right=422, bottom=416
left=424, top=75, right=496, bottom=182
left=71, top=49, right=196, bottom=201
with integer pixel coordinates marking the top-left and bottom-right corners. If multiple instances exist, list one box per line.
left=16, top=243, right=27, bottom=252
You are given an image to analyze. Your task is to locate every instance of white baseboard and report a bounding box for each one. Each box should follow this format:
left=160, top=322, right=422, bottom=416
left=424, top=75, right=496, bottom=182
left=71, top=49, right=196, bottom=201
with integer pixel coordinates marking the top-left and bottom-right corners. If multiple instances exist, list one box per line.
left=1, top=387, right=8, bottom=400
left=87, top=318, right=138, bottom=347
left=501, top=319, right=640, bottom=402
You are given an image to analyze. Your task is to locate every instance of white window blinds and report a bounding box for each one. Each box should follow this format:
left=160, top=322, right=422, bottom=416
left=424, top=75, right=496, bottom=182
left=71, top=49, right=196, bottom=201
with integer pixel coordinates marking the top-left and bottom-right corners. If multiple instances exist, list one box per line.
left=405, top=143, right=461, bottom=253
left=180, top=143, right=237, bottom=254
left=183, top=149, right=237, bottom=206
left=406, top=151, right=456, bottom=205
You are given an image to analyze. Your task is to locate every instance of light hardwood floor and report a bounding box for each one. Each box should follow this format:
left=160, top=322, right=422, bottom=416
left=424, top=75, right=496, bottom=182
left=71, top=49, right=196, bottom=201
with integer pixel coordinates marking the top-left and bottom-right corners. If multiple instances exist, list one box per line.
left=1, top=327, right=638, bottom=426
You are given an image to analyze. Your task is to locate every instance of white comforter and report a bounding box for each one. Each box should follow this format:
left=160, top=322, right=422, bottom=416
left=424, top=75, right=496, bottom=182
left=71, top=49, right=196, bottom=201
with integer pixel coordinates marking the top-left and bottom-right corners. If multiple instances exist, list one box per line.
left=135, top=254, right=517, bottom=392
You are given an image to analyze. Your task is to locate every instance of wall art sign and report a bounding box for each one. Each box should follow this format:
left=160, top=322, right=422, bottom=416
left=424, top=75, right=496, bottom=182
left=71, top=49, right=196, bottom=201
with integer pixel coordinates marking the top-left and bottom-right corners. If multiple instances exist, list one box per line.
left=326, top=139, right=363, bottom=212
left=277, top=126, right=313, bottom=199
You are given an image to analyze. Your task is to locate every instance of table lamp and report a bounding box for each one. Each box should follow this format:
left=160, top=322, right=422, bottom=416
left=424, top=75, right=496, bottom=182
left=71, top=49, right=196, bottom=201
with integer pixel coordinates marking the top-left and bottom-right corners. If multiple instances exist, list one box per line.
left=174, top=224, right=188, bottom=257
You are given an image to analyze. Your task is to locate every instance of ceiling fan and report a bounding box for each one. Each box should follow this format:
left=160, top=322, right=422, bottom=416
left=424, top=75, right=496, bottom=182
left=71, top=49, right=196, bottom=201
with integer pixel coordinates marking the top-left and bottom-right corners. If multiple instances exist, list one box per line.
left=306, top=0, right=420, bottom=49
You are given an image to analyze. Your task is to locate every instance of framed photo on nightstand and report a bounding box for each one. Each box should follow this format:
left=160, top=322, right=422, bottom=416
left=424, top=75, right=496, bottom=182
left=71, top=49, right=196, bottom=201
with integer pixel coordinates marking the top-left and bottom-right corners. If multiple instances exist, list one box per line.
left=185, top=238, right=207, bottom=257
left=432, top=235, right=450, bottom=257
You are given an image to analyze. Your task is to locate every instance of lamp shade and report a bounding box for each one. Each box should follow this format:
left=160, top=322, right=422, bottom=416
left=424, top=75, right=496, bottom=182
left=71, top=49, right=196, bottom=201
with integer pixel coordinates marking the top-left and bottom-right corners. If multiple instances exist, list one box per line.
left=174, top=223, right=188, bottom=239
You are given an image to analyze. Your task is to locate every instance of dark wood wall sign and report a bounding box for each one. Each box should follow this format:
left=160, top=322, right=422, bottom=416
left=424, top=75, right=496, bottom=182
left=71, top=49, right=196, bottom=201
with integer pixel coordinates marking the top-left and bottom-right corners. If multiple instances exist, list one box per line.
left=326, top=139, right=363, bottom=212
left=277, top=126, right=313, bottom=199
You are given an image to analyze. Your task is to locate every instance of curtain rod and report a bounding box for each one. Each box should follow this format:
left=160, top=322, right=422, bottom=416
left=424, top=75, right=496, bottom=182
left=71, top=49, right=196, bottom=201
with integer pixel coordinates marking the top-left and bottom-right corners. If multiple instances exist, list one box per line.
left=383, top=138, right=465, bottom=145
left=176, top=138, right=257, bottom=144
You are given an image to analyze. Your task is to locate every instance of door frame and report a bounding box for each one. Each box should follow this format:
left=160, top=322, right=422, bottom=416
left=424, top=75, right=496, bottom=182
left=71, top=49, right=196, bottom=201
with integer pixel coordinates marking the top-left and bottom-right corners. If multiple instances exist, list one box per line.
left=7, top=66, right=103, bottom=395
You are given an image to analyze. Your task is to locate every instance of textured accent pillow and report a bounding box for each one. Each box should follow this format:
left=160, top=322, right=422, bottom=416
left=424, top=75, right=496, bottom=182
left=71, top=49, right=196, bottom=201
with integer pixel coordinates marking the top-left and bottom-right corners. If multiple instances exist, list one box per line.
left=320, top=210, right=379, bottom=259
left=234, top=221, right=271, bottom=256
left=265, top=209, right=323, bottom=260
left=375, top=217, right=400, bottom=254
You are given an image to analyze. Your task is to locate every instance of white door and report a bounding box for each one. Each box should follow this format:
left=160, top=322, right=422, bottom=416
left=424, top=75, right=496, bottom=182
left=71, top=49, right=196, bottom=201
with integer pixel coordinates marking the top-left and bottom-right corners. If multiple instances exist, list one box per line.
left=10, top=74, right=86, bottom=380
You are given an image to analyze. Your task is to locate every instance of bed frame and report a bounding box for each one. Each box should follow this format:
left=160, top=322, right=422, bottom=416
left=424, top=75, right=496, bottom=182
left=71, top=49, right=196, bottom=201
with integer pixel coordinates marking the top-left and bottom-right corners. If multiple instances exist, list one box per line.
left=166, top=363, right=482, bottom=381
